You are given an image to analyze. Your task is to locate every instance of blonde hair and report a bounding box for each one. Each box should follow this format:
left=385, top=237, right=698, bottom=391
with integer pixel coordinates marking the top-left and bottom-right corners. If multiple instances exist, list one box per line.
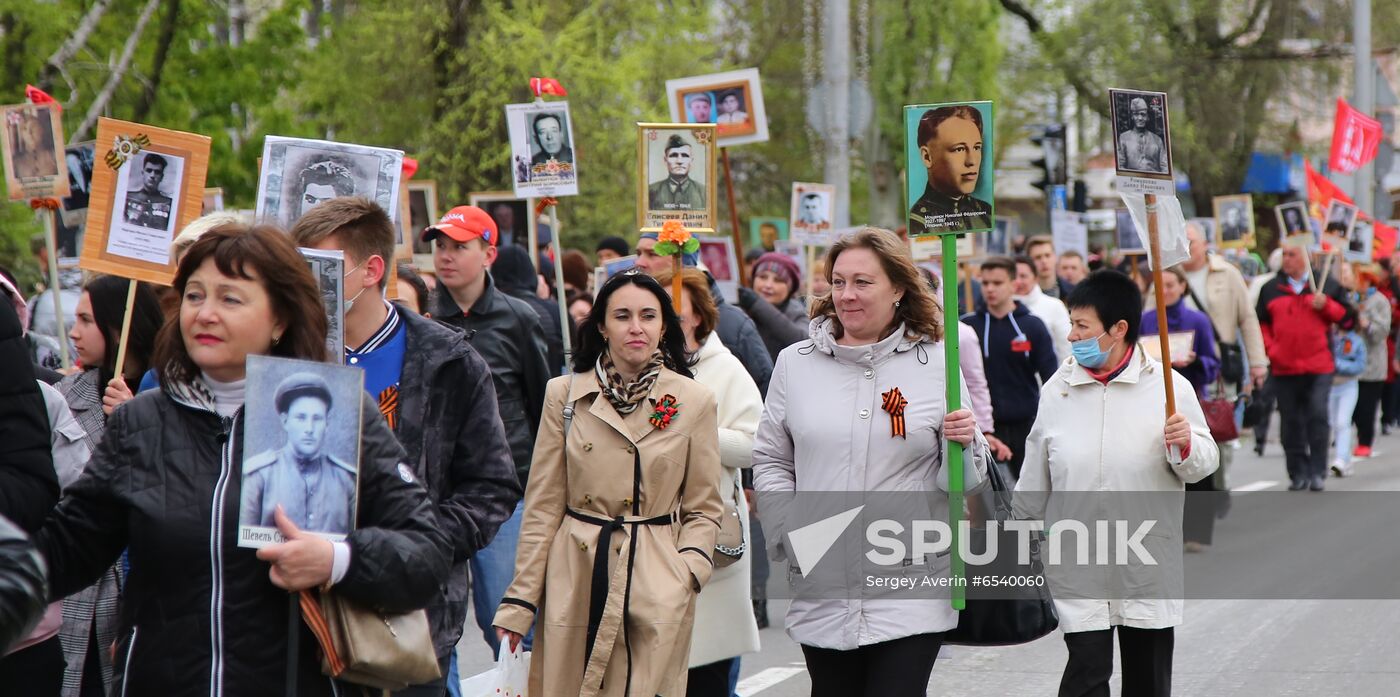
left=809, top=227, right=944, bottom=343
left=170, top=211, right=248, bottom=262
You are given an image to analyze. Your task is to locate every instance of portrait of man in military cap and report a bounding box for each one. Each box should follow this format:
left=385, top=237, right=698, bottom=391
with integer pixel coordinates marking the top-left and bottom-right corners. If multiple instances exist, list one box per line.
left=648, top=133, right=707, bottom=211
left=240, top=359, right=363, bottom=545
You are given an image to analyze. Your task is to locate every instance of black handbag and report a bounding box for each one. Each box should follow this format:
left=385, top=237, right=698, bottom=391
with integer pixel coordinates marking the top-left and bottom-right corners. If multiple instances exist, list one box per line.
left=944, top=461, right=1059, bottom=646
left=1187, top=287, right=1245, bottom=385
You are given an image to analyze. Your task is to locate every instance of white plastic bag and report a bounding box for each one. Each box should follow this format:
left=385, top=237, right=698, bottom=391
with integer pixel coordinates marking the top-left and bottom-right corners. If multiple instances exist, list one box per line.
left=459, top=644, right=530, bottom=697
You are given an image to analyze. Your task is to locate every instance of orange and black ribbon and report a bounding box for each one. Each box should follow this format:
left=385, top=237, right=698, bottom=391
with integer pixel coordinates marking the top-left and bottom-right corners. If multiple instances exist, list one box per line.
left=882, top=387, right=907, bottom=439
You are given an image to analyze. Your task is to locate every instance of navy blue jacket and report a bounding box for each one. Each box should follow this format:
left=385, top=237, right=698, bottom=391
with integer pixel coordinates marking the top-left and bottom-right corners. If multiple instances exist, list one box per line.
left=961, top=302, right=1059, bottom=424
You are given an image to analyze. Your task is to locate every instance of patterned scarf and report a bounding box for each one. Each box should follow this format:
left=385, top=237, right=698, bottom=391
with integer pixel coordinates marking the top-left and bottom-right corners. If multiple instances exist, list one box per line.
left=596, top=349, right=664, bottom=415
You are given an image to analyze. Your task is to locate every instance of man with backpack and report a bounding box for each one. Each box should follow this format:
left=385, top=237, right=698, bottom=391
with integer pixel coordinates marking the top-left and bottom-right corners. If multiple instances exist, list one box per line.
left=1256, top=245, right=1356, bottom=491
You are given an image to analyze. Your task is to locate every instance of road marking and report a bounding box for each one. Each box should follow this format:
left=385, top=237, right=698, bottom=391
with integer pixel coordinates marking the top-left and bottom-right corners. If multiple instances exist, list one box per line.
left=1235, top=480, right=1280, bottom=492
left=738, top=664, right=806, bottom=695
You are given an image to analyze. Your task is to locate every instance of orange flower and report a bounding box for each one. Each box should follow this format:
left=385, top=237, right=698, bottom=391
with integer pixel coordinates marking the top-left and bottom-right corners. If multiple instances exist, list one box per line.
left=659, top=220, right=691, bottom=245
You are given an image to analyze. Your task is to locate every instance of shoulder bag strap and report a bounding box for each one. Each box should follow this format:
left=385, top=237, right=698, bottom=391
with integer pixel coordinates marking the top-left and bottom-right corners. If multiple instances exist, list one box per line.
left=562, top=373, right=577, bottom=442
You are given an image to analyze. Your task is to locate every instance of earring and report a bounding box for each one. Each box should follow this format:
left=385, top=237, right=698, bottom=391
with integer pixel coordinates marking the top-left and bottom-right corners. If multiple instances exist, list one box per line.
left=894, top=300, right=901, bottom=308
left=272, top=335, right=281, bottom=346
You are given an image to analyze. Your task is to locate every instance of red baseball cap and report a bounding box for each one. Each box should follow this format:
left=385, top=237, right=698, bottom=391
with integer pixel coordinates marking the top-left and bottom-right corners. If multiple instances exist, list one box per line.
left=421, top=205, right=497, bottom=246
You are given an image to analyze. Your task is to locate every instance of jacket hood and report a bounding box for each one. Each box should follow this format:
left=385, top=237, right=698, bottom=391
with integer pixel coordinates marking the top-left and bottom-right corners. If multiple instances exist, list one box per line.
left=693, top=331, right=732, bottom=366
left=806, top=315, right=926, bottom=362
left=492, top=244, right=539, bottom=294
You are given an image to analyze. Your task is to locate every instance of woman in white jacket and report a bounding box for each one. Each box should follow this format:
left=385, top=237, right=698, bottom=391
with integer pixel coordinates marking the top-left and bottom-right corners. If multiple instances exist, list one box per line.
left=660, top=268, right=764, bottom=696
left=752, top=227, right=990, bottom=697
left=1014, top=270, right=1218, bottom=697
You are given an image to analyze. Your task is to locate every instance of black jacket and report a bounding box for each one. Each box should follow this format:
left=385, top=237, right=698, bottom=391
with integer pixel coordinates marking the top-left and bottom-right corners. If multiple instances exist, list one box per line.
left=492, top=245, right=569, bottom=376
left=394, top=305, right=523, bottom=656
left=961, top=302, right=1059, bottom=424
left=0, top=515, right=46, bottom=655
left=737, top=286, right=806, bottom=362
left=36, top=381, right=449, bottom=696
left=431, top=274, right=551, bottom=487
left=0, top=298, right=57, bottom=534
left=708, top=275, right=773, bottom=396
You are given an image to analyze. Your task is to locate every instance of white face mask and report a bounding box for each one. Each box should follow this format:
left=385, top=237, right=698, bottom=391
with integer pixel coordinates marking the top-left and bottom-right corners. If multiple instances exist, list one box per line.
left=343, top=258, right=372, bottom=312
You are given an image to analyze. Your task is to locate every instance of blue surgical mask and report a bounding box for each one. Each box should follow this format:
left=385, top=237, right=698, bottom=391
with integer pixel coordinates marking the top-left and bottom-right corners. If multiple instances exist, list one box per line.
left=1071, top=332, right=1115, bottom=369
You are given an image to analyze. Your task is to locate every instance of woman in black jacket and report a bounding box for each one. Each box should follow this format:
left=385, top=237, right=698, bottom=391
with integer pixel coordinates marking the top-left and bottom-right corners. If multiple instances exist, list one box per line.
left=35, top=222, right=449, bottom=696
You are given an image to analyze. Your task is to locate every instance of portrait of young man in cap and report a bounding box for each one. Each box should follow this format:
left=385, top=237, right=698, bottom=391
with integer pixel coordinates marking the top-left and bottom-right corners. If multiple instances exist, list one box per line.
left=241, top=371, right=357, bottom=535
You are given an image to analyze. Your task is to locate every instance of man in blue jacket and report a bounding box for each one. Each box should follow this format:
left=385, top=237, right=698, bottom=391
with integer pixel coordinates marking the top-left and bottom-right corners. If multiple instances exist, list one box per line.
left=962, top=256, right=1059, bottom=477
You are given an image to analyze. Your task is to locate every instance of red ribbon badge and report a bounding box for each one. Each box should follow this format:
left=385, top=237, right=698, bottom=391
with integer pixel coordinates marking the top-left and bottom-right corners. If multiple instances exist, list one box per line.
left=881, top=388, right=907, bottom=439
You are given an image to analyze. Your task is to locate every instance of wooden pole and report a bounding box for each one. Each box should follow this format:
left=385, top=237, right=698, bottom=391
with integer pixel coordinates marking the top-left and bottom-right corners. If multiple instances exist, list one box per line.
left=41, top=208, right=71, bottom=370
left=547, top=204, right=572, bottom=372
left=720, top=148, right=748, bottom=287
left=1145, top=193, right=1177, bottom=418
left=1317, top=247, right=1337, bottom=292
left=671, top=254, right=683, bottom=313
left=112, top=279, right=138, bottom=385
left=527, top=197, right=539, bottom=271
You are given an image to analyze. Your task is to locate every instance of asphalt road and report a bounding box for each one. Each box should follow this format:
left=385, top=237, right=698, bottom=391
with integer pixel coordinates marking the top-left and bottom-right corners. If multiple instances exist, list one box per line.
left=456, top=430, right=1400, bottom=695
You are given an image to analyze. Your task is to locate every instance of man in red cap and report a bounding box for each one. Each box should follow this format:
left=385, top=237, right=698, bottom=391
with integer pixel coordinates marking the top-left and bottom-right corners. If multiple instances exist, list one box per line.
left=424, top=205, right=550, bottom=657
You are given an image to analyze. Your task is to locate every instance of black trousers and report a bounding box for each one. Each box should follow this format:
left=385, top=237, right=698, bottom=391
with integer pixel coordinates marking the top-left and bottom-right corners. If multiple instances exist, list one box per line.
left=0, top=636, right=66, bottom=697
left=997, top=417, right=1036, bottom=479
left=1354, top=380, right=1386, bottom=448
left=802, top=633, right=944, bottom=697
left=687, top=657, right=737, bottom=697
left=1060, top=626, right=1174, bottom=697
left=1273, top=373, right=1331, bottom=483
left=1252, top=376, right=1277, bottom=444
left=1383, top=379, right=1400, bottom=425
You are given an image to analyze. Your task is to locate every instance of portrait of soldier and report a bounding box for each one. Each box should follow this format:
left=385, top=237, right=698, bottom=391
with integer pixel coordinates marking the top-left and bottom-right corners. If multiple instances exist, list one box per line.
left=687, top=92, right=713, bottom=123
left=1219, top=203, right=1249, bottom=243
left=241, top=372, right=356, bottom=534
left=797, top=192, right=828, bottom=227
left=648, top=133, right=706, bottom=211
left=909, top=105, right=992, bottom=235
left=531, top=112, right=572, bottom=165
left=1116, top=96, right=1168, bottom=174
left=295, top=157, right=357, bottom=218
left=123, top=153, right=175, bottom=230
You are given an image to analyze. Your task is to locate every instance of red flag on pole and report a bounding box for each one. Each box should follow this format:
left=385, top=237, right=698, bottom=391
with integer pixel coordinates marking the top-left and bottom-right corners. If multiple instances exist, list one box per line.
left=401, top=156, right=418, bottom=180
left=24, top=84, right=60, bottom=111
left=1329, top=98, right=1383, bottom=174
left=529, top=78, right=567, bottom=97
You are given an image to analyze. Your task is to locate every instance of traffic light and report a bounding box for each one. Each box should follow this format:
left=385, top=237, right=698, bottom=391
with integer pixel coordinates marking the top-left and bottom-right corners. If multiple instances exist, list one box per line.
left=1071, top=180, right=1088, bottom=212
left=1031, top=123, right=1067, bottom=193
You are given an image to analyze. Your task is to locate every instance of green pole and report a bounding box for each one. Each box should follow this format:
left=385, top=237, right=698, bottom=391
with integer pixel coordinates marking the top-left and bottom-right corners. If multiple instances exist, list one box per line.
left=941, top=232, right=965, bottom=610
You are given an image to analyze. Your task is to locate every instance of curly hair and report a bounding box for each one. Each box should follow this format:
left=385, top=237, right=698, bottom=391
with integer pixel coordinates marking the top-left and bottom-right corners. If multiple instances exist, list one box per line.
left=809, top=227, right=944, bottom=343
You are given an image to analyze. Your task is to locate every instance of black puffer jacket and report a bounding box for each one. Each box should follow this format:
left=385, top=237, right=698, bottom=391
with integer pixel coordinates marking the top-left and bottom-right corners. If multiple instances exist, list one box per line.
left=394, top=306, right=522, bottom=657
left=36, top=380, right=449, bottom=696
left=431, top=274, right=550, bottom=488
left=0, top=298, right=56, bottom=534
left=0, top=515, right=46, bottom=655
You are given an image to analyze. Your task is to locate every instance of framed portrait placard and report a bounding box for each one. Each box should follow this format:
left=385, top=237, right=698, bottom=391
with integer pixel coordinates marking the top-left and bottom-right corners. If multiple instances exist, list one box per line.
left=665, top=68, right=770, bottom=147
left=637, top=123, right=717, bottom=233
left=405, top=180, right=439, bottom=271
left=1138, top=331, right=1195, bottom=363
left=1109, top=88, right=1174, bottom=196
left=506, top=101, right=579, bottom=198
left=57, top=140, right=96, bottom=267
left=468, top=191, right=537, bottom=251
left=238, top=355, right=364, bottom=549
left=1115, top=208, right=1146, bottom=255
left=1213, top=194, right=1254, bottom=250
left=790, top=182, right=836, bottom=246
left=255, top=136, right=403, bottom=232
left=696, top=234, right=740, bottom=303
left=749, top=216, right=788, bottom=252
left=1274, top=201, right=1312, bottom=249
left=1345, top=218, right=1374, bottom=263
left=1323, top=200, right=1359, bottom=252
left=903, top=101, right=995, bottom=237
left=1, top=102, right=69, bottom=200
left=79, top=118, right=210, bottom=285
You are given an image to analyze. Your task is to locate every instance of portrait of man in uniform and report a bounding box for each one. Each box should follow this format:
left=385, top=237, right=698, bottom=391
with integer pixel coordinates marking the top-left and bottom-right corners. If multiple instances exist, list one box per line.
left=123, top=153, right=176, bottom=231
left=1113, top=93, right=1169, bottom=175
left=241, top=371, right=357, bottom=535
left=648, top=134, right=706, bottom=211
left=530, top=112, right=573, bottom=165
left=1213, top=194, right=1254, bottom=248
left=908, top=104, right=993, bottom=236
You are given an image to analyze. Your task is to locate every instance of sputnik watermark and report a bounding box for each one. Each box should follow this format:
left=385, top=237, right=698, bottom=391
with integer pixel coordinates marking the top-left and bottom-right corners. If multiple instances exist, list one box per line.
left=865, top=519, right=1160, bottom=568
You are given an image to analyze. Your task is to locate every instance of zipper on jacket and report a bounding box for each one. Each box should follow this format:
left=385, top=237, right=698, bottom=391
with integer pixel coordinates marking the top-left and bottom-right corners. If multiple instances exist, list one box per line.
left=119, top=626, right=138, bottom=697
left=209, top=411, right=240, bottom=697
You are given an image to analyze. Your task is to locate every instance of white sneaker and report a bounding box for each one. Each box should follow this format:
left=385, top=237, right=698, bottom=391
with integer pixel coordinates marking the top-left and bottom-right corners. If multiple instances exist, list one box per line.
left=1331, top=460, right=1352, bottom=478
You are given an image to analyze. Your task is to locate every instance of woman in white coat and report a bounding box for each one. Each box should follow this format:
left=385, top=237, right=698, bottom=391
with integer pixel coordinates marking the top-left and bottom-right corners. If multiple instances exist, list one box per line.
left=659, top=267, right=764, bottom=696
left=752, top=227, right=990, bottom=697
left=1014, top=270, right=1218, bottom=697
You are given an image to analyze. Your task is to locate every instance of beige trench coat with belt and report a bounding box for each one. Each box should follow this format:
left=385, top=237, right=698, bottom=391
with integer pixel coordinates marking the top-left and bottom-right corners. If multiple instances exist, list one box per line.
left=493, top=368, right=724, bottom=697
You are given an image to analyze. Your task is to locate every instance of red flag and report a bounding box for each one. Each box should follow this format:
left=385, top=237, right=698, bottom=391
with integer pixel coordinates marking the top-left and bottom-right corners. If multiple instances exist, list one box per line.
left=1372, top=220, right=1397, bottom=261
left=529, top=78, right=567, bottom=97
left=401, top=156, right=418, bottom=180
left=1329, top=98, right=1383, bottom=174
left=24, top=84, right=60, bottom=112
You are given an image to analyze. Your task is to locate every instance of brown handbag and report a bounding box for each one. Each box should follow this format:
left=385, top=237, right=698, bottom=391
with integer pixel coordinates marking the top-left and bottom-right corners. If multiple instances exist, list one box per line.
left=299, top=589, right=441, bottom=691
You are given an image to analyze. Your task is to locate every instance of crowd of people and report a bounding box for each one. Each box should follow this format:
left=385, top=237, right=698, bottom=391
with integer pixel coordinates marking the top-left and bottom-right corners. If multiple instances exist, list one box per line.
left=0, top=193, right=1389, bottom=697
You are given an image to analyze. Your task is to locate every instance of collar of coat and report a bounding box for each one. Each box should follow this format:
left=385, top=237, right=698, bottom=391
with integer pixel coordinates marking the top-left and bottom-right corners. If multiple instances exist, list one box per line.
left=1062, top=345, right=1159, bottom=387
left=566, top=365, right=690, bottom=444
left=806, top=315, right=925, bottom=365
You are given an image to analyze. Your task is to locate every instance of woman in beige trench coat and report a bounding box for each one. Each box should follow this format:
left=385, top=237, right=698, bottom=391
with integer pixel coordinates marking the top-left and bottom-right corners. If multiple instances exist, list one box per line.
left=494, top=269, right=725, bottom=697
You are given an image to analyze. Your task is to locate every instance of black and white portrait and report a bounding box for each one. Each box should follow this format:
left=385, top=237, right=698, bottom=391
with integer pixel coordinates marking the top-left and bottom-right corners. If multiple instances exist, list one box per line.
left=407, top=181, right=438, bottom=262
left=638, top=124, right=716, bottom=231
left=1110, top=89, right=1171, bottom=177
left=1213, top=195, right=1254, bottom=249
left=121, top=151, right=184, bottom=233
left=506, top=102, right=578, bottom=198
left=1325, top=201, right=1359, bottom=245
left=238, top=355, right=364, bottom=548
left=1275, top=201, right=1309, bottom=241
left=469, top=194, right=532, bottom=250
left=59, top=142, right=94, bottom=226
left=256, top=136, right=403, bottom=231
left=1346, top=218, right=1373, bottom=262
left=299, top=248, right=345, bottom=360
left=789, top=182, right=835, bottom=245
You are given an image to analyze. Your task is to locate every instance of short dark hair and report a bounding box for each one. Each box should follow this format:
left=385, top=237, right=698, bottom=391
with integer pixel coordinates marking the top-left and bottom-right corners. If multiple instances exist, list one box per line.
left=802, top=193, right=821, bottom=202
left=596, top=236, right=629, bottom=258
left=84, top=274, right=163, bottom=389
left=1013, top=255, right=1035, bottom=274
left=979, top=256, right=1016, bottom=277
left=664, top=134, right=691, bottom=154
left=297, top=158, right=356, bottom=196
left=289, top=197, right=396, bottom=289
left=571, top=270, right=692, bottom=377
left=143, top=153, right=169, bottom=172
left=1065, top=270, right=1142, bottom=345
left=916, top=105, right=984, bottom=149
left=395, top=263, right=429, bottom=315
left=532, top=112, right=562, bottom=137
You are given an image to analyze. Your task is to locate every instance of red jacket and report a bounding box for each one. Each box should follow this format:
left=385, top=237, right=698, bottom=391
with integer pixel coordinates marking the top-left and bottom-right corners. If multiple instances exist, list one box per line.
left=1255, top=273, right=1355, bottom=376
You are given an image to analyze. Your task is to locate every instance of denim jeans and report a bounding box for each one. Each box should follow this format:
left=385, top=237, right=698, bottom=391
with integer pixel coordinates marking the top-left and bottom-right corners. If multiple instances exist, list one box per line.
left=446, top=653, right=461, bottom=697
left=470, top=500, right=534, bottom=656
left=1329, top=379, right=1360, bottom=465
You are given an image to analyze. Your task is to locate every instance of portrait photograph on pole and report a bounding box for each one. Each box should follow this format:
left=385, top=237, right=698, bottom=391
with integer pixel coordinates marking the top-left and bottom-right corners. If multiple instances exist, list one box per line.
left=255, top=135, right=403, bottom=232
left=1274, top=201, right=1313, bottom=248
left=57, top=140, right=96, bottom=265
left=903, top=100, right=995, bottom=237
left=1109, top=88, right=1174, bottom=195
left=637, top=123, right=717, bottom=233
left=506, top=101, right=579, bottom=198
left=789, top=182, right=836, bottom=246
left=665, top=68, right=770, bottom=147
left=1, top=102, right=68, bottom=201
left=1213, top=194, right=1255, bottom=250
